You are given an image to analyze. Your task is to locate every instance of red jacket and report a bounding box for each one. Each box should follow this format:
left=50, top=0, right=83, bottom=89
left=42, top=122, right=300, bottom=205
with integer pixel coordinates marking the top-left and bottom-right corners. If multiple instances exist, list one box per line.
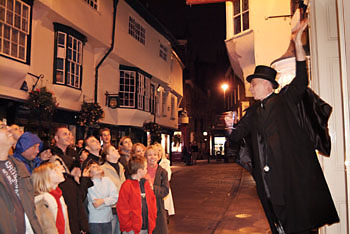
left=117, top=179, right=157, bottom=234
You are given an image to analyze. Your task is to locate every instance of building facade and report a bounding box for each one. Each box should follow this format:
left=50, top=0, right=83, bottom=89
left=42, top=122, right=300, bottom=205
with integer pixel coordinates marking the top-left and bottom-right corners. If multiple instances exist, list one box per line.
left=0, top=0, right=183, bottom=152
left=225, top=0, right=350, bottom=232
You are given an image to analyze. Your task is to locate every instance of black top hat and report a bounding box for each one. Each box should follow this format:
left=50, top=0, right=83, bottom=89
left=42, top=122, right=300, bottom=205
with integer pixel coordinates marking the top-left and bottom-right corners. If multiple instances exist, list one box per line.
left=246, top=65, right=279, bottom=89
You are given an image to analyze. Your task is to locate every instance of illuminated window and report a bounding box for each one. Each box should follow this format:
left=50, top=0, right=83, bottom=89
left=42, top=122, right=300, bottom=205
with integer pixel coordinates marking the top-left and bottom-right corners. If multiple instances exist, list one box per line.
left=119, top=66, right=153, bottom=111
left=0, top=0, right=31, bottom=63
left=144, top=78, right=151, bottom=112
left=54, top=23, right=86, bottom=89
left=84, top=0, right=97, bottom=10
left=233, top=0, right=249, bottom=35
left=128, top=16, right=145, bottom=45
left=137, top=73, right=145, bottom=110
left=120, top=70, right=136, bottom=108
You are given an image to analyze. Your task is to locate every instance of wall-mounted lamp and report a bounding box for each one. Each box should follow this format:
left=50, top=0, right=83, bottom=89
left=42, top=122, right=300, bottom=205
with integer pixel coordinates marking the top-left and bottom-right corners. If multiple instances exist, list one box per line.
left=20, top=73, right=44, bottom=92
left=105, top=91, right=119, bottom=109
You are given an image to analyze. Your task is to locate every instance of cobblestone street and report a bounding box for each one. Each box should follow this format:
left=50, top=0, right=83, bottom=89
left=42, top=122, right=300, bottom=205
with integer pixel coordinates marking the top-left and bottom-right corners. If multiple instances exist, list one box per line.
left=168, top=161, right=270, bottom=234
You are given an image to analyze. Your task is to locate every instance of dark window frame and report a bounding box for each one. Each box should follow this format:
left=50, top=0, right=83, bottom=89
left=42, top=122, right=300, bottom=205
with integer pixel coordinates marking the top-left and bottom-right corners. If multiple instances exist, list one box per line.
left=53, top=23, right=87, bottom=90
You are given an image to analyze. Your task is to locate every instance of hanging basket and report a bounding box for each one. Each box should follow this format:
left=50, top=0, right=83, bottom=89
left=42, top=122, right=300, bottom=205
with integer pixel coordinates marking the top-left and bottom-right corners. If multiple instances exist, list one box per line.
left=27, top=87, right=58, bottom=121
left=77, top=102, right=104, bottom=127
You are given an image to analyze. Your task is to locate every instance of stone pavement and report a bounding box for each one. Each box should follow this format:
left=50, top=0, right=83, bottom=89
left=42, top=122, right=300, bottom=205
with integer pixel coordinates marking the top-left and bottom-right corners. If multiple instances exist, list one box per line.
left=168, top=160, right=271, bottom=234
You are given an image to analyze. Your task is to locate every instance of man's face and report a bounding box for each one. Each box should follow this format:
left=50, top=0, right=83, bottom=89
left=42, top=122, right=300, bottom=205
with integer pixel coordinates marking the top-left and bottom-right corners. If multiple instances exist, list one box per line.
left=89, top=163, right=103, bottom=178
left=101, top=130, right=111, bottom=144
left=86, top=137, right=101, bottom=153
left=0, top=121, right=15, bottom=159
left=9, top=124, right=24, bottom=140
left=249, top=78, right=272, bottom=101
left=21, top=143, right=40, bottom=160
left=121, top=138, right=132, bottom=152
left=55, top=128, right=72, bottom=148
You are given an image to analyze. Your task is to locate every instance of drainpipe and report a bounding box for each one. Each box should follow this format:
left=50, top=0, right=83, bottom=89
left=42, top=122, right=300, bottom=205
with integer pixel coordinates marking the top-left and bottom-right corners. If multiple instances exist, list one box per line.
left=94, top=0, right=118, bottom=103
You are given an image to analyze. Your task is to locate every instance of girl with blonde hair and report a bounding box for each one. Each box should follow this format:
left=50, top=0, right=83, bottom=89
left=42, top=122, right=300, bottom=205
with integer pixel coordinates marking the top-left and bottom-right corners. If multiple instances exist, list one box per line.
left=131, top=142, right=146, bottom=158
left=32, top=162, right=70, bottom=234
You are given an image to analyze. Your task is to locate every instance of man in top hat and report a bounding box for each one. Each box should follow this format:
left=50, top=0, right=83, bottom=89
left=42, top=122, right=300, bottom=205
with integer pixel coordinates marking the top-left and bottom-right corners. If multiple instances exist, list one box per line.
left=225, top=20, right=339, bottom=234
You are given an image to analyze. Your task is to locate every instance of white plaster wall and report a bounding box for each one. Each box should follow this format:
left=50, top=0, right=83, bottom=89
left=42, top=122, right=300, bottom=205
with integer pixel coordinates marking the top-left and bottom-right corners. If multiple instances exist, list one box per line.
left=114, top=0, right=172, bottom=81
left=251, top=0, right=291, bottom=66
left=225, top=0, right=291, bottom=96
left=169, top=52, right=184, bottom=97
left=36, top=0, right=112, bottom=47
left=310, top=0, right=346, bottom=232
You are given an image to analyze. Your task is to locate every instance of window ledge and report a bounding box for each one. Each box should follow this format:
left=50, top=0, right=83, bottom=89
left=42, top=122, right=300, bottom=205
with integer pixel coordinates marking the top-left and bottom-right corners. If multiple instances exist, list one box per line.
left=233, top=29, right=253, bottom=39
left=53, top=84, right=82, bottom=102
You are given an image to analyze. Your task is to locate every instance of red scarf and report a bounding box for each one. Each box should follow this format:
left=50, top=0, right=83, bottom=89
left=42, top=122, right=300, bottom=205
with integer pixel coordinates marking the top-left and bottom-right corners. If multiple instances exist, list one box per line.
left=49, top=187, right=65, bottom=234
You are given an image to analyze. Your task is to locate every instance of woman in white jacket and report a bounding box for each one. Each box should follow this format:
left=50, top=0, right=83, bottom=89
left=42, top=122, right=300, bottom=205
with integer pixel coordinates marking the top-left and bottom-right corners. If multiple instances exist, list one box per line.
left=154, top=143, right=175, bottom=217
left=32, top=162, right=70, bottom=234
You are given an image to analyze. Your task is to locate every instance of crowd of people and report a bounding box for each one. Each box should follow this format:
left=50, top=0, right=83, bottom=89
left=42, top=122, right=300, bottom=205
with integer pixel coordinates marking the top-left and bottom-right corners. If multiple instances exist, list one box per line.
left=0, top=121, right=175, bottom=234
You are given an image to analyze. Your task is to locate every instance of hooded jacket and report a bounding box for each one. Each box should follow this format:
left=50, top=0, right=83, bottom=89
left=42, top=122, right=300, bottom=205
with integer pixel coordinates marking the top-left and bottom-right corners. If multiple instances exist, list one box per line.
left=13, top=132, right=42, bottom=174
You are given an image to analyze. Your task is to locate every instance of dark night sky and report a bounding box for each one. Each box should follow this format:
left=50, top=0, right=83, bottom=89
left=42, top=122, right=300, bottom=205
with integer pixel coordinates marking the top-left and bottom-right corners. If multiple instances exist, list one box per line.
left=140, top=0, right=230, bottom=103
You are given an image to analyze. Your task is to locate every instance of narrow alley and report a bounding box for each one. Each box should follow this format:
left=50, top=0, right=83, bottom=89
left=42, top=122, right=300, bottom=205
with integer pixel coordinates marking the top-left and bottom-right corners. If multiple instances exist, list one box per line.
left=168, top=161, right=270, bottom=234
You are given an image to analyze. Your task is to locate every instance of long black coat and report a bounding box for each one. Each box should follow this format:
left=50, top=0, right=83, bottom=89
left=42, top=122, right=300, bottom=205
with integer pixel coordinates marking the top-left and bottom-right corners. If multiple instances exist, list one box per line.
left=228, top=61, right=339, bottom=233
left=152, top=166, right=169, bottom=234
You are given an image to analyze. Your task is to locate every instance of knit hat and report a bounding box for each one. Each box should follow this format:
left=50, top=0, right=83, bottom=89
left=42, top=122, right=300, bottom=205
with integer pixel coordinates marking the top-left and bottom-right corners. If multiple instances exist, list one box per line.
left=15, top=132, right=42, bottom=154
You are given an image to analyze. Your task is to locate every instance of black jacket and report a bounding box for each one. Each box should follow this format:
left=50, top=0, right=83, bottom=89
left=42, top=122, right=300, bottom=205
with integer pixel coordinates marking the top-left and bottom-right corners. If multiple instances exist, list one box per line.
left=229, top=61, right=339, bottom=233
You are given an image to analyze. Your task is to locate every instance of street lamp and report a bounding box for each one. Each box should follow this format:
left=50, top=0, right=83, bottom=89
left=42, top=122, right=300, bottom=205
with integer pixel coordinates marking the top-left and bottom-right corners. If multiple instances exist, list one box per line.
left=221, top=83, right=228, bottom=110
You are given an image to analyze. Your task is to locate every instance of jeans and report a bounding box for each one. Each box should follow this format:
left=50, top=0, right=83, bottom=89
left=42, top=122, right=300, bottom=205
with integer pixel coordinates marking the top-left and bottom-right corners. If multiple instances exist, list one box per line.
left=89, top=222, right=112, bottom=234
left=111, top=214, right=121, bottom=234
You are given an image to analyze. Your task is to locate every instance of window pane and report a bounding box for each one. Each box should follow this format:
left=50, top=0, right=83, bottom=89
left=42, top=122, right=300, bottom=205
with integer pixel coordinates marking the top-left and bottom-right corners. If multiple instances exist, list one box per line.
left=70, top=74, right=74, bottom=85
left=56, top=71, right=64, bottom=83
left=67, top=36, right=72, bottom=48
left=0, top=6, right=5, bottom=21
left=57, top=58, right=64, bottom=69
left=0, top=0, right=5, bottom=6
left=243, top=12, right=249, bottom=31
left=19, top=32, right=26, bottom=47
left=7, top=0, right=13, bottom=10
left=6, top=10, right=13, bottom=25
left=3, top=39, right=9, bottom=54
left=11, top=42, right=17, bottom=56
left=12, top=28, right=18, bottom=42
left=18, top=46, right=24, bottom=59
left=0, top=38, right=2, bottom=51
left=22, top=4, right=28, bottom=19
left=58, top=32, right=65, bottom=46
left=233, top=0, right=240, bottom=15
left=76, top=64, right=79, bottom=75
left=4, top=25, right=10, bottom=39
left=234, top=16, right=241, bottom=34
left=15, top=1, right=20, bottom=14
left=14, top=14, right=20, bottom=28
left=243, top=0, right=248, bottom=11
left=71, top=62, right=75, bottom=74
left=21, top=18, right=27, bottom=32
left=67, top=49, right=72, bottom=60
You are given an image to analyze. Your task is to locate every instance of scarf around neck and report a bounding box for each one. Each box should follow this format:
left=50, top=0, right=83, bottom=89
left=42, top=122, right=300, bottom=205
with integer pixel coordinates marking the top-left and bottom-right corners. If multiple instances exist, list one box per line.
left=49, top=187, right=65, bottom=234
